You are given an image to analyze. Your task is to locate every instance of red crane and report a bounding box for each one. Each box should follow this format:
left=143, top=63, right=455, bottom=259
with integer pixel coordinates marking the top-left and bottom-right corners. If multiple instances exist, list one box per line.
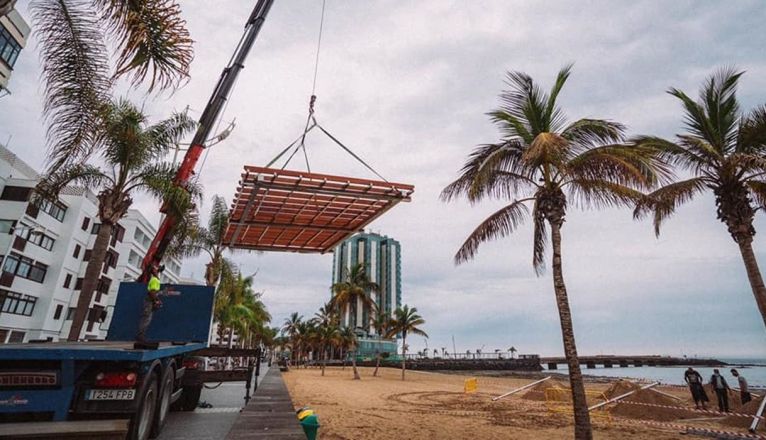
left=139, top=0, right=275, bottom=281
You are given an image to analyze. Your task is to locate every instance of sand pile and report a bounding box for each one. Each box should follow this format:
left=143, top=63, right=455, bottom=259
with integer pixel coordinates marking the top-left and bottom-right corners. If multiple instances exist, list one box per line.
left=604, top=380, right=641, bottom=399
left=612, top=388, right=694, bottom=422
left=721, top=397, right=764, bottom=429
left=520, top=379, right=569, bottom=401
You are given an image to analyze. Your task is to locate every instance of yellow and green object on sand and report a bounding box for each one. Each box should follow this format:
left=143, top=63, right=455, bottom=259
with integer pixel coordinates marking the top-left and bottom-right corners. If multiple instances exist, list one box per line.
left=297, top=407, right=320, bottom=440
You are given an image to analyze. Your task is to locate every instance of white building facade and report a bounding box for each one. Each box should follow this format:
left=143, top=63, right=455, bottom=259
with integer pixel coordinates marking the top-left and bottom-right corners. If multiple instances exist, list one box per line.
left=0, top=144, right=182, bottom=343
left=0, top=4, right=30, bottom=96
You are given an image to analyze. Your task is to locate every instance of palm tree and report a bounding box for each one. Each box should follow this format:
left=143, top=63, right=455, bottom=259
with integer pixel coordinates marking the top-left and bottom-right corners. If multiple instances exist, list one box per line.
left=440, top=66, right=665, bottom=439
left=339, top=326, right=361, bottom=380
left=317, top=323, right=340, bottom=376
left=509, top=346, right=517, bottom=359
left=371, top=312, right=393, bottom=377
left=388, top=305, right=427, bottom=381
left=281, top=312, right=303, bottom=364
left=633, top=68, right=766, bottom=329
left=172, top=195, right=242, bottom=287
left=37, top=98, right=196, bottom=341
left=31, top=0, right=192, bottom=174
left=330, top=263, right=379, bottom=332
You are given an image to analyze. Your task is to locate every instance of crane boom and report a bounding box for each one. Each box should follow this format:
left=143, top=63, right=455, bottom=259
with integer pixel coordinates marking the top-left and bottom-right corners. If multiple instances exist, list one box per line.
left=140, top=0, right=275, bottom=281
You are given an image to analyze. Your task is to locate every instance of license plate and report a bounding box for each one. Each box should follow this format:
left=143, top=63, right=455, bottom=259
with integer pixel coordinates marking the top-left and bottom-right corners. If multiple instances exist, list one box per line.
left=86, top=389, right=136, bottom=400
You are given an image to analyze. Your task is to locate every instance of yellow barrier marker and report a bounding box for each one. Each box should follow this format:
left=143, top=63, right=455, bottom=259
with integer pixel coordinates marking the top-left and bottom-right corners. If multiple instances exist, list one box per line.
left=464, top=378, right=478, bottom=394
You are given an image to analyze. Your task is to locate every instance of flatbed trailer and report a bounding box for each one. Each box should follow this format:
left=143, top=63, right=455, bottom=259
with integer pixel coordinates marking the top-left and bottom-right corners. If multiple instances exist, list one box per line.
left=0, top=283, right=261, bottom=440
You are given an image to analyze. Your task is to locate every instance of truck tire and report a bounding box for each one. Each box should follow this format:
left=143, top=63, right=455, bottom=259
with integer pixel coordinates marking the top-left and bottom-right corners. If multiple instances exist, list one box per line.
left=150, top=366, right=175, bottom=438
left=173, top=384, right=202, bottom=412
left=128, top=373, right=159, bottom=440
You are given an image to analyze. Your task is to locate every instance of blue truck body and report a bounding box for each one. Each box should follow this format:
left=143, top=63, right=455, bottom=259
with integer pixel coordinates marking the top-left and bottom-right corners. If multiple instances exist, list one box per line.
left=0, top=282, right=240, bottom=439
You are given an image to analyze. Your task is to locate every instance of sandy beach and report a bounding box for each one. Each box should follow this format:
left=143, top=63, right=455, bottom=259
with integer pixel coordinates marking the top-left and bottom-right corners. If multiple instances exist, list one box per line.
left=283, top=366, right=763, bottom=440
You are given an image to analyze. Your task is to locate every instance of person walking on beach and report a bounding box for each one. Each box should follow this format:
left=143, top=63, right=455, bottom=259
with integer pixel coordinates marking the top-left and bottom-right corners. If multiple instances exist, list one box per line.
left=684, top=367, right=708, bottom=409
left=731, top=369, right=752, bottom=404
left=710, top=369, right=730, bottom=412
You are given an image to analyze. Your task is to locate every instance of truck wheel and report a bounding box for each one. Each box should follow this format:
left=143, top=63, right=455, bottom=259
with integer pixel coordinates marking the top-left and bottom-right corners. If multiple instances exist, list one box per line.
left=128, top=373, right=159, bottom=440
left=150, top=367, right=175, bottom=438
left=172, top=384, right=202, bottom=412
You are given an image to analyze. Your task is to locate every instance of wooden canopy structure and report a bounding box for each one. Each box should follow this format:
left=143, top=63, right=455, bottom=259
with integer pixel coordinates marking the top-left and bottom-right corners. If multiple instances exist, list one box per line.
left=224, top=166, right=414, bottom=253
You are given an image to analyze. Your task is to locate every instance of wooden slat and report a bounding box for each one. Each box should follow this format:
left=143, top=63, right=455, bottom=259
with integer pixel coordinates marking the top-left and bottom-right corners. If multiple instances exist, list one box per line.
left=224, top=166, right=413, bottom=253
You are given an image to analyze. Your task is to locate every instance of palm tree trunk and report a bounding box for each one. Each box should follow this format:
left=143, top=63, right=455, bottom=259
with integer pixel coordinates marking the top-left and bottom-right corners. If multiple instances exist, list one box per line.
left=550, top=222, right=592, bottom=440
left=401, top=334, right=407, bottom=381
left=351, top=350, right=361, bottom=380
left=321, top=344, right=327, bottom=376
left=736, top=238, right=766, bottom=329
left=68, top=222, right=113, bottom=341
left=373, top=352, right=381, bottom=377
left=341, top=348, right=346, bottom=370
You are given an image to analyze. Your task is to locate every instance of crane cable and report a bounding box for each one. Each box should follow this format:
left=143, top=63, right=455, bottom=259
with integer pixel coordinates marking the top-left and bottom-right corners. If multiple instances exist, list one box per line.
left=268, top=0, right=388, bottom=182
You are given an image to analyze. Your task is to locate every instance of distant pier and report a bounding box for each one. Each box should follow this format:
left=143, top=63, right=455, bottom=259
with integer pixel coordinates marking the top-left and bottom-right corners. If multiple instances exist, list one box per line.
left=541, top=355, right=726, bottom=370
left=358, top=354, right=727, bottom=372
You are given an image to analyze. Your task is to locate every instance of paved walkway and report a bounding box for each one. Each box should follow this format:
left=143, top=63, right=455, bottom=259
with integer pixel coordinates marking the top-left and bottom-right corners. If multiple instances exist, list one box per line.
left=159, top=363, right=268, bottom=440
left=226, top=368, right=305, bottom=439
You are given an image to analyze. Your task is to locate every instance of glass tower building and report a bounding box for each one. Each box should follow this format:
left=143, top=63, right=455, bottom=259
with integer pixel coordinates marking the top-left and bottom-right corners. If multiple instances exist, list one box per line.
left=331, top=231, right=401, bottom=357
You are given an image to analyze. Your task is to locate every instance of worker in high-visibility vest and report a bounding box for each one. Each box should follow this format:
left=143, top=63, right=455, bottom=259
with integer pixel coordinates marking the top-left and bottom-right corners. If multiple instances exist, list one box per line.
left=136, top=265, right=164, bottom=341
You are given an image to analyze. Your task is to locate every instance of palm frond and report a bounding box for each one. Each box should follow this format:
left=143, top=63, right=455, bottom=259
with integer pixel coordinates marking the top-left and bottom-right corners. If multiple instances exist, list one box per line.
left=208, top=195, right=231, bottom=243
left=630, top=135, right=710, bottom=175
left=31, top=0, right=111, bottom=173
left=143, top=109, right=197, bottom=156
left=561, top=119, right=625, bottom=155
left=633, top=177, right=708, bottom=236
left=567, top=179, right=645, bottom=209
left=94, top=0, right=194, bottom=91
left=37, top=163, right=109, bottom=198
left=747, top=180, right=766, bottom=210
left=738, top=105, right=766, bottom=154
left=440, top=142, right=526, bottom=202
left=454, top=199, right=531, bottom=264
left=566, top=144, right=672, bottom=190
left=544, top=64, right=573, bottom=129
left=730, top=153, right=766, bottom=176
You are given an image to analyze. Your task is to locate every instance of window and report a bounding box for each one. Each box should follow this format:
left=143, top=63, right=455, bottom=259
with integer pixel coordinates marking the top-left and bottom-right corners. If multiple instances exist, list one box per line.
left=53, top=304, right=64, bottom=320
left=81, top=217, right=90, bottom=231
left=0, top=185, right=31, bottom=202
left=63, top=273, right=72, bottom=288
left=28, top=263, right=47, bottom=283
left=66, top=307, right=76, bottom=320
left=0, top=219, right=15, bottom=234
left=73, top=244, right=81, bottom=259
left=0, top=27, right=21, bottom=68
left=2, top=254, right=47, bottom=284
left=91, top=223, right=101, bottom=235
left=74, top=278, right=83, bottom=290
left=128, top=250, right=142, bottom=268
left=35, top=198, right=66, bottom=222
left=21, top=230, right=55, bottom=251
left=7, top=331, right=25, bottom=344
left=111, top=224, right=125, bottom=246
left=0, top=329, right=7, bottom=344
left=0, top=290, right=37, bottom=316
left=134, top=228, right=151, bottom=248
left=83, top=249, right=91, bottom=261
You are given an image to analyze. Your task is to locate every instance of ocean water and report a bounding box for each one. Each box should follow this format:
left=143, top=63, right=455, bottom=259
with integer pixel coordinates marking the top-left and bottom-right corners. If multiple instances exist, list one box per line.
left=545, top=358, right=766, bottom=388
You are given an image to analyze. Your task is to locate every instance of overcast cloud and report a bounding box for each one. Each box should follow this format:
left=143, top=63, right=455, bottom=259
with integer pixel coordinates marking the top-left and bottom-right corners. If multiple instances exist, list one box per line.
left=2, top=0, right=765, bottom=357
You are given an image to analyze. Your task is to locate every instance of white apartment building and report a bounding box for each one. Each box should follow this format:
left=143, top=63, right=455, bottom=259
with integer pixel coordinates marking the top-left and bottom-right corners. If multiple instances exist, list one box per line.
left=0, top=144, right=182, bottom=343
left=0, top=4, right=29, bottom=97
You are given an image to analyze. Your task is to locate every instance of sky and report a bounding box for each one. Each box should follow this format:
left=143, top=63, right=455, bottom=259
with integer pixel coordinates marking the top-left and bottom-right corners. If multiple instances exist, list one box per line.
left=2, top=0, right=766, bottom=358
